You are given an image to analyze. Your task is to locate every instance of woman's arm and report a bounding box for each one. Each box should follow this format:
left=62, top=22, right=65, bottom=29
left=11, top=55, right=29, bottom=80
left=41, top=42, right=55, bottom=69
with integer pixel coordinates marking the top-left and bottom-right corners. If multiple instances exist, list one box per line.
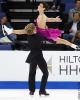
left=46, top=16, right=62, bottom=22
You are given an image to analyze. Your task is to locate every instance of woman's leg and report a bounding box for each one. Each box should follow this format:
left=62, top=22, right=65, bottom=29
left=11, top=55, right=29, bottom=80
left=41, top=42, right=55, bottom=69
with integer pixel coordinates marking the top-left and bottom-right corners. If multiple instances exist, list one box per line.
left=55, top=37, right=77, bottom=49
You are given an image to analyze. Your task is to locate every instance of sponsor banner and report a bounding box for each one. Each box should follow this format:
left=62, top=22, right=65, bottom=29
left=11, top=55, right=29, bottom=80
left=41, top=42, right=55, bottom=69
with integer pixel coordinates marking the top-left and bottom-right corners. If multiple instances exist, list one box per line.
left=0, top=51, right=80, bottom=89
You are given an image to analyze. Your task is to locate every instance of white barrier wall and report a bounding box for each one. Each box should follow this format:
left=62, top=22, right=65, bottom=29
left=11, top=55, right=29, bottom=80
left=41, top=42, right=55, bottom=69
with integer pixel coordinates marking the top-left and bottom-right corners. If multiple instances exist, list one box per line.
left=0, top=51, right=80, bottom=82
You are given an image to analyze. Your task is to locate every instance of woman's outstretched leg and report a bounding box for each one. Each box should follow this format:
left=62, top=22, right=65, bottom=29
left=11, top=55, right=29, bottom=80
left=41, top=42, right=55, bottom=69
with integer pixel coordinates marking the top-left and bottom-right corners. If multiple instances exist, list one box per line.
left=55, top=37, right=77, bottom=49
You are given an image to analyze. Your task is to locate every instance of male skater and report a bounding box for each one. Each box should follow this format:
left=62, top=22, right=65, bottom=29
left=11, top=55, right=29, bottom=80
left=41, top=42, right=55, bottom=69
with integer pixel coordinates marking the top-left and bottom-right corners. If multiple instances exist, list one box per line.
left=25, top=23, right=49, bottom=96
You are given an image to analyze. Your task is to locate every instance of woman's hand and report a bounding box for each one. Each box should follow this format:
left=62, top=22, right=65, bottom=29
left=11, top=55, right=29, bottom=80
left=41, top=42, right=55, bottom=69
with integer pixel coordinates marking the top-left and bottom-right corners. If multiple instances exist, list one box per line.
left=46, top=15, right=62, bottom=22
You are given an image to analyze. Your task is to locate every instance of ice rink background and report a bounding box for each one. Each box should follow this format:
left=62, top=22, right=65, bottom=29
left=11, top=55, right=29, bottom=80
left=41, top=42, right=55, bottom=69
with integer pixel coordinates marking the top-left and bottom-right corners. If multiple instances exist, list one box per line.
left=0, top=51, right=80, bottom=89
left=0, top=51, right=79, bottom=99
left=0, top=89, right=78, bottom=100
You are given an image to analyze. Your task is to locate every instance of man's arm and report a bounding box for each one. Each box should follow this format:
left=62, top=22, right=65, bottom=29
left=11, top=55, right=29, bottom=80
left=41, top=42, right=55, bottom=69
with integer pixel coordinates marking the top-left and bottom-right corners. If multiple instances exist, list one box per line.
left=13, top=29, right=26, bottom=35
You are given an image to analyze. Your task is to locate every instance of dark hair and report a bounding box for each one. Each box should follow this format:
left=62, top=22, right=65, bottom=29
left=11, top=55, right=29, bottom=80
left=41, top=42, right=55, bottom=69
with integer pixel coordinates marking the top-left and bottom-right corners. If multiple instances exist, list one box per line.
left=73, top=12, right=80, bottom=17
left=0, top=12, right=6, bottom=19
left=75, top=0, right=80, bottom=3
left=41, top=2, right=49, bottom=11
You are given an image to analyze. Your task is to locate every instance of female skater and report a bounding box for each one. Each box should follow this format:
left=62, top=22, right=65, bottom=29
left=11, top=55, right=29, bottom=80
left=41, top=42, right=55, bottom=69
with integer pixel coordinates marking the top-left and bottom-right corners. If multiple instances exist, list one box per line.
left=36, top=2, right=79, bottom=50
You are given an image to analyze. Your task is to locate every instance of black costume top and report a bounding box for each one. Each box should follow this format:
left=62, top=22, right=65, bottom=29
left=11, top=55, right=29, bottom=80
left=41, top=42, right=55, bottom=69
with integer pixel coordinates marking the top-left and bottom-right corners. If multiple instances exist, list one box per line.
left=26, top=33, right=44, bottom=63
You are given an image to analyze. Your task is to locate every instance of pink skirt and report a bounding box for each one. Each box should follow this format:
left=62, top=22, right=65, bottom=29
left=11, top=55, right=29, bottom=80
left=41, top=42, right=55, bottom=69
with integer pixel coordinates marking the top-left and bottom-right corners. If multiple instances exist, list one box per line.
left=36, top=27, right=62, bottom=40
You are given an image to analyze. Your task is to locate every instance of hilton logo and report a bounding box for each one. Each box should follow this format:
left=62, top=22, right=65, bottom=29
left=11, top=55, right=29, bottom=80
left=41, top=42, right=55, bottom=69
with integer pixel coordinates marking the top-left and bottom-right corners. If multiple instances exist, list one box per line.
left=59, top=56, right=80, bottom=75
left=59, top=65, right=80, bottom=75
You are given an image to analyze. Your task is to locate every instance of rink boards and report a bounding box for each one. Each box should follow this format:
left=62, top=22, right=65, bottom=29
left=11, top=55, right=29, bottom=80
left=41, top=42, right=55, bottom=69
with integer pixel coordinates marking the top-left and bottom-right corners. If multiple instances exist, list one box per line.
left=0, top=51, right=80, bottom=89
